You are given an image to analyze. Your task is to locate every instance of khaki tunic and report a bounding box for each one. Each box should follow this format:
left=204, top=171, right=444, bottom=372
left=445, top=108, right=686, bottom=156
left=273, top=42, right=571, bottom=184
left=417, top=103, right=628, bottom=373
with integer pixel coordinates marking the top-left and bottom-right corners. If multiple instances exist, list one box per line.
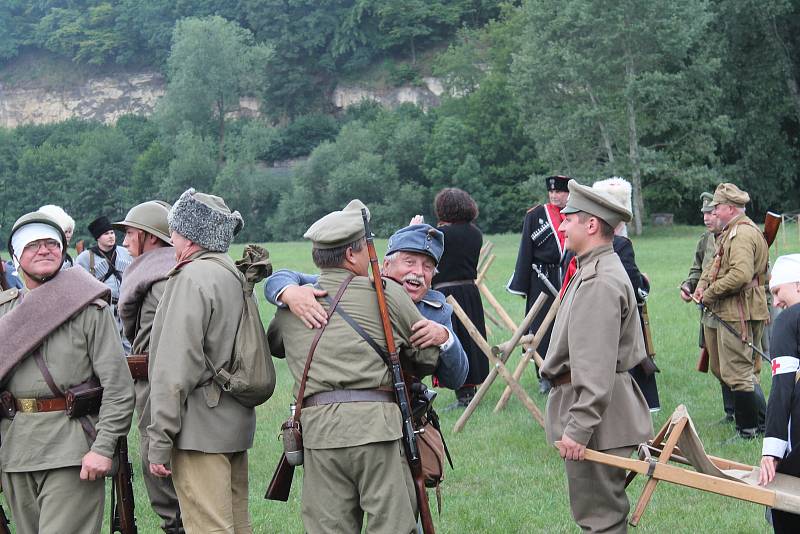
left=541, top=244, right=652, bottom=449
left=267, top=268, right=440, bottom=533
left=698, top=213, right=769, bottom=322
left=682, top=231, right=718, bottom=328
left=147, top=251, right=254, bottom=465
left=0, top=289, right=134, bottom=470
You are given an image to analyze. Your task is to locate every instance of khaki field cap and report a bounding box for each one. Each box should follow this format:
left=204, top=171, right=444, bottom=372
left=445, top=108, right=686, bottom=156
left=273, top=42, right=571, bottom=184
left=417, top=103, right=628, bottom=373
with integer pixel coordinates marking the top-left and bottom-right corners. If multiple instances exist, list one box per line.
left=113, top=200, right=172, bottom=245
left=304, top=199, right=370, bottom=249
left=709, top=182, right=750, bottom=208
left=700, top=192, right=714, bottom=213
left=561, top=179, right=633, bottom=228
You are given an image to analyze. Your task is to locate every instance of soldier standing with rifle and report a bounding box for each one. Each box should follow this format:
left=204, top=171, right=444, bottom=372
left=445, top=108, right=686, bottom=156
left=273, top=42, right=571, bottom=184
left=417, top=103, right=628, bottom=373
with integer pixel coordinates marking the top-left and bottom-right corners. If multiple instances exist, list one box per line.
left=0, top=211, right=135, bottom=534
left=114, top=201, right=183, bottom=533
left=694, top=183, right=769, bottom=439
left=508, top=176, right=570, bottom=393
left=680, top=192, right=733, bottom=421
left=267, top=200, right=440, bottom=533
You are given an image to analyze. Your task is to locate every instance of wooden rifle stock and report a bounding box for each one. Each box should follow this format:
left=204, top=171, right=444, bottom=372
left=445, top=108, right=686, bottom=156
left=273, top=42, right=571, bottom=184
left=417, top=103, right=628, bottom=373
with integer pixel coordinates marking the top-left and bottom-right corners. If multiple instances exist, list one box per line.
left=110, top=437, right=138, bottom=534
left=265, top=453, right=295, bottom=502
left=361, top=209, right=435, bottom=534
left=697, top=347, right=709, bottom=373
left=763, top=211, right=781, bottom=248
left=0, top=500, right=10, bottom=534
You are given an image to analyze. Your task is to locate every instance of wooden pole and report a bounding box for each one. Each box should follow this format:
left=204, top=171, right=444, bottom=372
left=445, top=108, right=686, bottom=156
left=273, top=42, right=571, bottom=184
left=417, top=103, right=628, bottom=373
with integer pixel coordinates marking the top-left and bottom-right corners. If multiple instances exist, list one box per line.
left=569, top=445, right=778, bottom=511
left=475, top=254, right=495, bottom=286
left=495, top=298, right=560, bottom=411
left=478, top=281, right=517, bottom=332
left=451, top=294, right=548, bottom=433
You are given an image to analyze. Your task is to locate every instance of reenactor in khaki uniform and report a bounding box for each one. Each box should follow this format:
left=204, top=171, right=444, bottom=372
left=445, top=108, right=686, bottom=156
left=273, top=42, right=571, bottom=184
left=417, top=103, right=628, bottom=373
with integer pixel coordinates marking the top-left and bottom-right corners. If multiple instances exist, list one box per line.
left=680, top=192, right=735, bottom=421
left=114, top=201, right=184, bottom=533
left=0, top=211, right=135, bottom=534
left=540, top=181, right=653, bottom=533
left=147, top=189, right=253, bottom=534
left=267, top=200, right=440, bottom=534
left=695, top=183, right=769, bottom=439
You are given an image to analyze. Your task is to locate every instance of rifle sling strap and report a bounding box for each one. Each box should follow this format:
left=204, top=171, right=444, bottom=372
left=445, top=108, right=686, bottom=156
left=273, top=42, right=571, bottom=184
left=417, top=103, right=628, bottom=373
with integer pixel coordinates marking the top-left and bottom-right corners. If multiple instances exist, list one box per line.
left=322, top=294, right=391, bottom=367
left=293, top=274, right=354, bottom=425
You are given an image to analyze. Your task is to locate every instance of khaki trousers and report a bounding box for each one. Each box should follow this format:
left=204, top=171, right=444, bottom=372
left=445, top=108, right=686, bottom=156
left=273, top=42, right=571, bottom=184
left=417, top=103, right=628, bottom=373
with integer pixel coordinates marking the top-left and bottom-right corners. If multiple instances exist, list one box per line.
left=2, top=466, right=104, bottom=534
left=704, top=320, right=762, bottom=392
left=565, top=446, right=636, bottom=533
left=135, top=380, right=183, bottom=531
left=171, top=449, right=251, bottom=534
left=302, top=440, right=417, bottom=534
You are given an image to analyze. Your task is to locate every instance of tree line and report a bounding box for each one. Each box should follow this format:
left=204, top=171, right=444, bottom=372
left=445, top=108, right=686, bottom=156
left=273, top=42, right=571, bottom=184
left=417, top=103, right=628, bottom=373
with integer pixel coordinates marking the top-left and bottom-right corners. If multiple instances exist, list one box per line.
left=1, top=1, right=799, bottom=244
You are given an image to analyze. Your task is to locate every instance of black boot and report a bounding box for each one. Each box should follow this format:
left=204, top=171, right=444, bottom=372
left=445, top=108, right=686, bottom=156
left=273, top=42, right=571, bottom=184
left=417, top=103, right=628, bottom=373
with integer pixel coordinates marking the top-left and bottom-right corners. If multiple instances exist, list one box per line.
left=733, top=390, right=759, bottom=439
left=721, top=383, right=735, bottom=423
left=755, top=383, right=767, bottom=434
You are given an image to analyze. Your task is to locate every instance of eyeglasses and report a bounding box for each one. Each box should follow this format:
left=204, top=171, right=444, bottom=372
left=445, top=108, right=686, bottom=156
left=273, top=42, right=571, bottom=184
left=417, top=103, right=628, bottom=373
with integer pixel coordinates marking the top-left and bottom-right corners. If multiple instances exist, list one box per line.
left=23, top=239, right=61, bottom=253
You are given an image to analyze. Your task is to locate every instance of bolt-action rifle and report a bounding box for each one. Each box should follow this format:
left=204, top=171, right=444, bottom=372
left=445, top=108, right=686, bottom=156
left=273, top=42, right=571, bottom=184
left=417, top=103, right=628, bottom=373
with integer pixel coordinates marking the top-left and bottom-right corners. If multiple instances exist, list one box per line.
left=362, top=208, right=435, bottom=534
left=110, top=437, right=137, bottom=534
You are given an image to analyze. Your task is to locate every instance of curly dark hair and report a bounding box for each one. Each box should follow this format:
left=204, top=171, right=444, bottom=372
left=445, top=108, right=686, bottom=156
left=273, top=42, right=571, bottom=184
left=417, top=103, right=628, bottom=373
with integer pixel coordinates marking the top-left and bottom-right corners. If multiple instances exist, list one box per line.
left=434, top=188, right=479, bottom=223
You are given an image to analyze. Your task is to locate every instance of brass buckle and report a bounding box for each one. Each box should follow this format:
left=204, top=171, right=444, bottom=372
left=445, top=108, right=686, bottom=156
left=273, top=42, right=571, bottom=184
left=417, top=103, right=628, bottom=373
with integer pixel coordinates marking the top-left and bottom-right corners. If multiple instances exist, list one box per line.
left=17, top=398, right=38, bottom=413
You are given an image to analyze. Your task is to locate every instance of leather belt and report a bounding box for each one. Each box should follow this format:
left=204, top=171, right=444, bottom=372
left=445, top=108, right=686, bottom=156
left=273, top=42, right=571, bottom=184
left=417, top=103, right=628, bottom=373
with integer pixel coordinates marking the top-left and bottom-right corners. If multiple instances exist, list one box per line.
left=15, top=396, right=67, bottom=413
left=127, top=354, right=149, bottom=381
left=433, top=279, right=475, bottom=290
left=304, top=388, right=395, bottom=407
left=551, top=372, right=572, bottom=387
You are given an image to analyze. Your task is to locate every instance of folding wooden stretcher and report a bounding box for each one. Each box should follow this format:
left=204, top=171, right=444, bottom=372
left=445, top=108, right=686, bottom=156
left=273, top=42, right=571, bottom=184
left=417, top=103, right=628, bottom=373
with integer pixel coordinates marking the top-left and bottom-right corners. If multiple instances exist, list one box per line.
left=576, top=405, right=800, bottom=526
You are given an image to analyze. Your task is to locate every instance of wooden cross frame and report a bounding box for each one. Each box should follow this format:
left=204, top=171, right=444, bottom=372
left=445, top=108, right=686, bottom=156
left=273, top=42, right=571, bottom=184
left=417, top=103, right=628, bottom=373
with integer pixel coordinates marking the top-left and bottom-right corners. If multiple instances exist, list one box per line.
left=567, top=405, right=800, bottom=527
left=448, top=293, right=549, bottom=433
left=494, top=298, right=559, bottom=412
left=475, top=241, right=517, bottom=334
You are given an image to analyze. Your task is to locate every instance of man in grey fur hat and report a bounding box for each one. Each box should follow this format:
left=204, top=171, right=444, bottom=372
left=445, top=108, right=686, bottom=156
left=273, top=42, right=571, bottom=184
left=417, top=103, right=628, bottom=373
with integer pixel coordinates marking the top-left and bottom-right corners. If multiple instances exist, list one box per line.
left=147, top=189, right=253, bottom=534
left=115, top=200, right=184, bottom=533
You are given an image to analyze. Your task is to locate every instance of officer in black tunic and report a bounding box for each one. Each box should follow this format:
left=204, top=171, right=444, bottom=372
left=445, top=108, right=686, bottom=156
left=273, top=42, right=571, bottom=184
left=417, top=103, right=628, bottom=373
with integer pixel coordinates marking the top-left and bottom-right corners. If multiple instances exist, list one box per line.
left=760, top=254, right=800, bottom=533
left=508, top=175, right=570, bottom=392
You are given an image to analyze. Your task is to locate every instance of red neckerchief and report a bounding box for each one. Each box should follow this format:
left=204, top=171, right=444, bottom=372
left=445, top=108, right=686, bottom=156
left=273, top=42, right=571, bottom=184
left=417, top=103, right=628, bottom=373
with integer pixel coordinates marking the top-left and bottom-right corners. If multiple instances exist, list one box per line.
left=544, top=203, right=566, bottom=257
left=559, top=256, right=578, bottom=299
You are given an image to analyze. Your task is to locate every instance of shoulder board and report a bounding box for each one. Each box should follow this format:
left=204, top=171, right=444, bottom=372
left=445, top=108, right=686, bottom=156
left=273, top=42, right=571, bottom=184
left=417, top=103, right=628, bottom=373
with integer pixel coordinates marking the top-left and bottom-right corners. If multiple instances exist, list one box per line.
left=771, top=356, right=800, bottom=377
left=0, top=288, right=20, bottom=306
left=91, top=298, right=109, bottom=309
left=526, top=204, right=543, bottom=214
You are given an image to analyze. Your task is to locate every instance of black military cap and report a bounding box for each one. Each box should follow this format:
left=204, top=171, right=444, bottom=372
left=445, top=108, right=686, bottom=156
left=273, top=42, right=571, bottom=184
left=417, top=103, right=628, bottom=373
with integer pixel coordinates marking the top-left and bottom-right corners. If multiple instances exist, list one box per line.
left=545, top=175, right=571, bottom=192
left=88, top=216, right=113, bottom=239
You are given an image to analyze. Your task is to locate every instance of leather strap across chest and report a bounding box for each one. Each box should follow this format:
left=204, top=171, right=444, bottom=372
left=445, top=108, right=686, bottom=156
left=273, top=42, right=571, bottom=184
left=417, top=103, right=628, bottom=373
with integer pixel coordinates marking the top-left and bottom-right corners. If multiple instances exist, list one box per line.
left=293, top=274, right=354, bottom=425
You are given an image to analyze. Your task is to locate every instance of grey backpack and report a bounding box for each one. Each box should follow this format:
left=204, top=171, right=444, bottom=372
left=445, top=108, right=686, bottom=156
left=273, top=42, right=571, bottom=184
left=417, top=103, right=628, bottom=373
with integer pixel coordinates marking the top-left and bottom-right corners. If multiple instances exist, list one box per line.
left=202, top=245, right=276, bottom=408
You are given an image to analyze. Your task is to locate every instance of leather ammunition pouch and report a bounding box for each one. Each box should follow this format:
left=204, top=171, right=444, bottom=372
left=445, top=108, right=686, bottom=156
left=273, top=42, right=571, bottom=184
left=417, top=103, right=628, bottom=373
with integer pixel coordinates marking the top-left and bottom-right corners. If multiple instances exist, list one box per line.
left=65, top=377, right=103, bottom=419
left=126, top=354, right=148, bottom=381
left=0, top=391, right=15, bottom=418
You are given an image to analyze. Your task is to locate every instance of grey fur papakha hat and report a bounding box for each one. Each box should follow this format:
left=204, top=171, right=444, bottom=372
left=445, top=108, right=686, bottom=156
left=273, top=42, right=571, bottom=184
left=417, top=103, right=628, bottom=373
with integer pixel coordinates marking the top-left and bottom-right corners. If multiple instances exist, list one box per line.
left=304, top=199, right=370, bottom=249
left=168, top=188, right=243, bottom=252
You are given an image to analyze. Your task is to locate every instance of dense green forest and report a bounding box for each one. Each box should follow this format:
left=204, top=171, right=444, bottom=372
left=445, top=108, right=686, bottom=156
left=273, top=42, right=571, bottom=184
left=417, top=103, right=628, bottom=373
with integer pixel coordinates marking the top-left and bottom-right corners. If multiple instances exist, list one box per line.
left=1, top=0, right=799, bottom=243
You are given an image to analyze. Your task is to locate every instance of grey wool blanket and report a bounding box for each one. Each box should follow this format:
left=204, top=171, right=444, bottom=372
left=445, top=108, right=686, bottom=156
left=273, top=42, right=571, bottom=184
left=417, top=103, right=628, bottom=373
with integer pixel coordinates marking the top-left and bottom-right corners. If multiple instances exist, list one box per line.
left=117, top=247, right=175, bottom=344
left=0, top=267, right=110, bottom=381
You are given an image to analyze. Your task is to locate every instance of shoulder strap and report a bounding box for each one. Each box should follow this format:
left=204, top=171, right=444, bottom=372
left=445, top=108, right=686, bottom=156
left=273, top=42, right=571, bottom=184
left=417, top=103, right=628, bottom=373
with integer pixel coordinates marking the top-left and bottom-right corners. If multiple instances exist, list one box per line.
left=293, top=274, right=354, bottom=424
left=323, top=294, right=391, bottom=367
left=89, top=250, right=96, bottom=277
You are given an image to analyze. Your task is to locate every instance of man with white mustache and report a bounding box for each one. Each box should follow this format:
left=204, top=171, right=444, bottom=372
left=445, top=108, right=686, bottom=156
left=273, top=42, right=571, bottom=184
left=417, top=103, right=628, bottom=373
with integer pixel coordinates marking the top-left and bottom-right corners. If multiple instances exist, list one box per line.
left=264, top=223, right=469, bottom=389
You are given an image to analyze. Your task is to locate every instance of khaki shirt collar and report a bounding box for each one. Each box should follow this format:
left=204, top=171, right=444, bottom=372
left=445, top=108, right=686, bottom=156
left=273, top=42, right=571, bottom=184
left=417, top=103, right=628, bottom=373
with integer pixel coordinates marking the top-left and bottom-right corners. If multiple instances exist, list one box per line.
left=576, top=243, right=614, bottom=268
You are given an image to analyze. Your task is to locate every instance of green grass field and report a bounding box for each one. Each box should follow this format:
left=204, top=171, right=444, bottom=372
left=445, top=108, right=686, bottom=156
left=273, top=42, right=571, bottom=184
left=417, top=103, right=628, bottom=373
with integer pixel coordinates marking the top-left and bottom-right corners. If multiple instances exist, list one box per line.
left=121, top=224, right=800, bottom=533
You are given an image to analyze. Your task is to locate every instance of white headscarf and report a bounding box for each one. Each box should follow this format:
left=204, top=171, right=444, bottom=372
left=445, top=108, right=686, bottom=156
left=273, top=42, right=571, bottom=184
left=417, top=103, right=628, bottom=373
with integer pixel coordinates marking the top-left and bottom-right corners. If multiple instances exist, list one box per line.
left=770, top=254, right=800, bottom=290
left=10, top=223, right=63, bottom=267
